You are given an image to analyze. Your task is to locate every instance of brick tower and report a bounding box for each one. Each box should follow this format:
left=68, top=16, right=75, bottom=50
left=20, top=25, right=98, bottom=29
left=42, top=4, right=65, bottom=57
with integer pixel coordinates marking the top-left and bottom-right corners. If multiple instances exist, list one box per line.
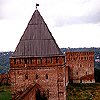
left=66, top=51, right=95, bottom=83
left=10, top=8, right=66, bottom=100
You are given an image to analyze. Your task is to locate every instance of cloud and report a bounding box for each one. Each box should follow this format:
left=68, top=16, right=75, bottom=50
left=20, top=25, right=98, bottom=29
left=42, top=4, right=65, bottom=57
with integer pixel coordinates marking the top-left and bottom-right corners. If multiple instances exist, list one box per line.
left=0, top=0, right=5, bottom=4
left=55, top=11, right=100, bottom=26
left=0, top=0, right=4, bottom=19
left=0, top=0, right=12, bottom=19
left=0, top=0, right=35, bottom=20
left=0, top=9, right=3, bottom=19
left=0, top=0, right=100, bottom=50
left=38, top=0, right=100, bottom=26
left=52, top=23, right=100, bottom=48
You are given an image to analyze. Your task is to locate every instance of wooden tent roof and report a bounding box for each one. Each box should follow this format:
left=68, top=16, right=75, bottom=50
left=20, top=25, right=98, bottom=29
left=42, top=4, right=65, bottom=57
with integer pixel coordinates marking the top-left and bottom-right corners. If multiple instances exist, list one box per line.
left=12, top=10, right=63, bottom=58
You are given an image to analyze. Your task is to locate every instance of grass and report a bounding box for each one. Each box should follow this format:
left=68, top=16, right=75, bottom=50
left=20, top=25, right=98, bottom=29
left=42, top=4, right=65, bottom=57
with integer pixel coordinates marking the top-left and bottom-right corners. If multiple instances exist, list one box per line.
left=0, top=91, right=12, bottom=100
left=66, top=83, right=100, bottom=100
left=1, top=83, right=100, bottom=100
left=0, top=85, right=12, bottom=100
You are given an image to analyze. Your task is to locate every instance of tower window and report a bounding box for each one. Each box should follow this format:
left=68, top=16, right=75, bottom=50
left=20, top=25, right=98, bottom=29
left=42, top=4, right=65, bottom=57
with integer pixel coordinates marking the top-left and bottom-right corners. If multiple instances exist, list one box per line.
left=25, top=74, right=28, bottom=80
left=76, top=72, right=78, bottom=75
left=46, top=74, right=48, bottom=79
left=36, top=74, right=38, bottom=79
left=84, top=57, right=86, bottom=60
left=73, top=58, right=75, bottom=60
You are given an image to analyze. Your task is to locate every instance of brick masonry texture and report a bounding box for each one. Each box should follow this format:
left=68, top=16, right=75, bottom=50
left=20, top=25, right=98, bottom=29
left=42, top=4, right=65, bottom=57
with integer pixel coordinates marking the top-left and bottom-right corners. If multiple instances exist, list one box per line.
left=0, top=73, right=10, bottom=85
left=10, top=51, right=95, bottom=100
left=10, top=56, right=66, bottom=100
left=66, top=51, right=95, bottom=83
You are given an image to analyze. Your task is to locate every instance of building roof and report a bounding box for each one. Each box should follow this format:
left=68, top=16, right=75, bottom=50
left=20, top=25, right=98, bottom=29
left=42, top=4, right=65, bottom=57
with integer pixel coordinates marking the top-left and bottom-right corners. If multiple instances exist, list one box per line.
left=12, top=10, right=63, bottom=58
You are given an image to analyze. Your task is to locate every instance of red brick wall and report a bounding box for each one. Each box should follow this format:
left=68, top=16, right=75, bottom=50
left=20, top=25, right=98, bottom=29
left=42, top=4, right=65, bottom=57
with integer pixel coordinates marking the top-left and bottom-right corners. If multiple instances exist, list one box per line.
left=22, top=88, right=36, bottom=100
left=10, top=56, right=66, bottom=100
left=0, top=73, right=10, bottom=85
left=66, top=51, right=95, bottom=83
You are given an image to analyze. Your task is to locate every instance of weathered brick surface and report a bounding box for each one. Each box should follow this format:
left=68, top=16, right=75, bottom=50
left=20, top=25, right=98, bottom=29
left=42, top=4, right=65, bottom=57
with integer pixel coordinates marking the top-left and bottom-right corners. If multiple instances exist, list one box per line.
left=0, top=73, right=10, bottom=85
left=10, top=51, right=96, bottom=99
left=66, top=51, right=95, bottom=83
left=10, top=56, right=66, bottom=100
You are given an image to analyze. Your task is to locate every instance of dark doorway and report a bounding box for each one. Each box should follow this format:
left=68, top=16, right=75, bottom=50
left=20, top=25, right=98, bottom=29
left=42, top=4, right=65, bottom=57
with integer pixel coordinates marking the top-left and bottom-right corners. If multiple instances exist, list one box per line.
left=80, top=79, right=82, bottom=83
left=36, top=89, right=47, bottom=100
left=69, top=79, right=73, bottom=84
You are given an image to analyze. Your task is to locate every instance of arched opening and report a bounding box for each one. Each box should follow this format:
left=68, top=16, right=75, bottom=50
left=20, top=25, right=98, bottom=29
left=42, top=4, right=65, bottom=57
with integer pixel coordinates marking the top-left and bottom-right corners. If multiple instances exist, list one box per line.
left=36, top=89, right=47, bottom=100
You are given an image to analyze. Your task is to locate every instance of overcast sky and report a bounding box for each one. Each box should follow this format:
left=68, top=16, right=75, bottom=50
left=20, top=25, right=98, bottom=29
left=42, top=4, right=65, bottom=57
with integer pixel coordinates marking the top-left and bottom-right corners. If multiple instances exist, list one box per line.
left=0, top=0, right=100, bottom=51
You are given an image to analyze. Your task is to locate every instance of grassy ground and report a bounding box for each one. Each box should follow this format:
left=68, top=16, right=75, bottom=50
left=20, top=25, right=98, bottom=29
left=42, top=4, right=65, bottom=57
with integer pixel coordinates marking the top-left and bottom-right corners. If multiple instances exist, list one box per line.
left=0, top=85, right=12, bottom=100
left=66, top=83, right=100, bottom=100
left=1, top=83, right=100, bottom=100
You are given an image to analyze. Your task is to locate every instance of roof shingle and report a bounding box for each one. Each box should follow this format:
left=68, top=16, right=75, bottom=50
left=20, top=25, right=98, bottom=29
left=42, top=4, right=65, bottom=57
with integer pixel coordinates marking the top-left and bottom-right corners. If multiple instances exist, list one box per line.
left=12, top=10, right=63, bottom=57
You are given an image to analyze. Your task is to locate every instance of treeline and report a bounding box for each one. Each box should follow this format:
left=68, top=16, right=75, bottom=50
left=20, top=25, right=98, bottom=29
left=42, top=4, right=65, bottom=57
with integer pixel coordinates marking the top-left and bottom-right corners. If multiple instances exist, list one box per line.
left=0, top=52, right=13, bottom=66
left=0, top=52, right=13, bottom=74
